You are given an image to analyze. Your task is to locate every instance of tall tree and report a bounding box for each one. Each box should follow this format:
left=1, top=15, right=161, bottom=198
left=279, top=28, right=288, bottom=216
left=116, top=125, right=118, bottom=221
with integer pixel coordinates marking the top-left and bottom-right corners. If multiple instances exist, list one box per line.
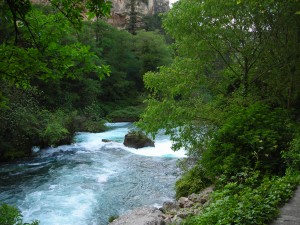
left=127, top=0, right=138, bottom=34
left=139, top=0, right=300, bottom=155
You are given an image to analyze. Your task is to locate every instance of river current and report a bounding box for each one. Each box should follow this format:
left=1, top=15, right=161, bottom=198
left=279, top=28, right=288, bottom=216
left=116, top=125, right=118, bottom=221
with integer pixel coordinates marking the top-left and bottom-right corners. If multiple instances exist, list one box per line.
left=0, top=122, right=186, bottom=225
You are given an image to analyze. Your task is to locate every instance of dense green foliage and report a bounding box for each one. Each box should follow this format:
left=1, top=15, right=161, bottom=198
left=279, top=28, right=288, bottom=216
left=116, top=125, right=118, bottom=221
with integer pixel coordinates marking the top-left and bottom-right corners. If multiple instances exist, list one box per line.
left=1, top=0, right=299, bottom=223
left=137, top=0, right=300, bottom=223
left=0, top=1, right=172, bottom=162
left=202, top=103, right=295, bottom=178
left=0, top=84, right=109, bottom=160
left=139, top=0, right=300, bottom=173
left=283, top=134, right=300, bottom=171
left=0, top=204, right=39, bottom=225
left=139, top=0, right=300, bottom=144
left=175, top=163, right=212, bottom=199
left=182, top=172, right=300, bottom=225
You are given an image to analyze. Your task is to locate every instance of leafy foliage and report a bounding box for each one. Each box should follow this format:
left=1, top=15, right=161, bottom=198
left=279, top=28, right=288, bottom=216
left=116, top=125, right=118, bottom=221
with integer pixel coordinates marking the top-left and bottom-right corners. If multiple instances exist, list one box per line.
left=175, top=163, right=212, bottom=199
left=139, top=0, right=300, bottom=154
left=283, top=134, right=300, bottom=171
left=182, top=172, right=300, bottom=225
left=0, top=85, right=107, bottom=161
left=0, top=203, right=39, bottom=225
left=202, top=103, right=295, bottom=178
left=138, top=1, right=300, bottom=223
left=107, top=105, right=145, bottom=122
left=0, top=5, right=110, bottom=108
left=0, top=2, right=172, bottom=162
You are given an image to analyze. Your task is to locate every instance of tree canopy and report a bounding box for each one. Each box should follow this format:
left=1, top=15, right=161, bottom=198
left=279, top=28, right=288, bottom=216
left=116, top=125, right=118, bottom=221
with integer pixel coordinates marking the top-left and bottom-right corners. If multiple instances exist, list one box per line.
left=0, top=1, right=172, bottom=161
left=0, top=0, right=112, bottom=103
left=139, top=0, right=300, bottom=151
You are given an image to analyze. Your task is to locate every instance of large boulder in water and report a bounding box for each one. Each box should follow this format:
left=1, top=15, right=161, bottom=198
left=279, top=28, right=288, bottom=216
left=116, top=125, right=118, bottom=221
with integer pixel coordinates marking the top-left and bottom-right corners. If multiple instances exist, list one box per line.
left=123, top=131, right=155, bottom=149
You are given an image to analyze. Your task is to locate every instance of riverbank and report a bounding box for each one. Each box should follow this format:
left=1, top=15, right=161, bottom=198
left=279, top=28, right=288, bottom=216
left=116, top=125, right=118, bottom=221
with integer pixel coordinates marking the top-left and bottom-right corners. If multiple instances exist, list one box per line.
left=109, top=186, right=213, bottom=225
left=109, top=172, right=300, bottom=225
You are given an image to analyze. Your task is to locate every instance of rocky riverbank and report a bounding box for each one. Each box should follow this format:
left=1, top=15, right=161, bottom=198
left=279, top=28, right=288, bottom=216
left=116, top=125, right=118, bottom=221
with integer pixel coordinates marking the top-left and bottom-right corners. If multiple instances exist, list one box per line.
left=109, top=186, right=214, bottom=225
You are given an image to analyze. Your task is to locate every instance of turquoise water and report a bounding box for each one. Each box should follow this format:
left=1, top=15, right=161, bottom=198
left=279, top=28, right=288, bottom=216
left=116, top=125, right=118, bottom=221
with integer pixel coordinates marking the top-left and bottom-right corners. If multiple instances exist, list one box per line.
left=0, top=123, right=185, bottom=225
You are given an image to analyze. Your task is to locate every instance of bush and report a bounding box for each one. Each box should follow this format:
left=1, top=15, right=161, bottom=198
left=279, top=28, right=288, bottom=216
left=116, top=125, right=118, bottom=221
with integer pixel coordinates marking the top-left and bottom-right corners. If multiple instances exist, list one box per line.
left=67, top=110, right=107, bottom=133
left=175, top=163, right=212, bottom=199
left=0, top=88, right=46, bottom=160
left=0, top=104, right=107, bottom=162
left=40, top=110, right=72, bottom=146
left=0, top=204, right=39, bottom=225
left=182, top=173, right=300, bottom=225
left=107, top=105, right=145, bottom=122
left=81, top=103, right=105, bottom=122
left=282, top=133, right=300, bottom=171
left=202, top=103, right=294, bottom=178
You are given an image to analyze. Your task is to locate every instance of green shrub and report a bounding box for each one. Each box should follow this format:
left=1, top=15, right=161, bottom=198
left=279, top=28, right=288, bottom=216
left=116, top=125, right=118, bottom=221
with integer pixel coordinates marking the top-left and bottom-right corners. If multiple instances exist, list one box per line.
left=0, top=204, right=39, bottom=225
left=66, top=110, right=107, bottom=133
left=0, top=88, right=46, bottom=160
left=107, top=105, right=145, bottom=122
left=202, top=103, right=294, bottom=178
left=78, top=119, right=107, bottom=133
left=41, top=110, right=71, bottom=146
left=282, top=133, right=300, bottom=171
left=81, top=103, right=105, bottom=122
left=175, top=163, right=212, bottom=199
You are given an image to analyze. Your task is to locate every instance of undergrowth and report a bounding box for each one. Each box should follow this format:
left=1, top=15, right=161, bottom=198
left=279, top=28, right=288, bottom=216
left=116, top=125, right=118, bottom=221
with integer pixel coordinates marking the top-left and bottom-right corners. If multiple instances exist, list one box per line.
left=181, top=171, right=300, bottom=225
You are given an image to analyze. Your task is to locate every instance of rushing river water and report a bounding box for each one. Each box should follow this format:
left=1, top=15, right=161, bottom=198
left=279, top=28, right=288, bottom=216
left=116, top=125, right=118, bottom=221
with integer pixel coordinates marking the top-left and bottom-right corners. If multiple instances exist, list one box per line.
left=0, top=122, right=186, bottom=225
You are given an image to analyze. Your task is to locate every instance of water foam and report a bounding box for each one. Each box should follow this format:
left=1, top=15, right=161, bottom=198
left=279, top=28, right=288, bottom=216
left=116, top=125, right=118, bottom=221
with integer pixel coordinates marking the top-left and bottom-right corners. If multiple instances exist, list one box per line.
left=1, top=122, right=185, bottom=225
left=75, top=123, right=186, bottom=158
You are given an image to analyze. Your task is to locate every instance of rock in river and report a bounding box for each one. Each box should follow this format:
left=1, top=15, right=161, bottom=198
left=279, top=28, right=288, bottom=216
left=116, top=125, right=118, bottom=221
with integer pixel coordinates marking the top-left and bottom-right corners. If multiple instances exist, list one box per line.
left=123, top=131, right=155, bottom=149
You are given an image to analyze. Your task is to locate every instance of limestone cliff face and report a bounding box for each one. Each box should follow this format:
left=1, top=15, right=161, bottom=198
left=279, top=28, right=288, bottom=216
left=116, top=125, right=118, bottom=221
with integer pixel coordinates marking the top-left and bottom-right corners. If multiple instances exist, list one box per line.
left=107, top=0, right=169, bottom=29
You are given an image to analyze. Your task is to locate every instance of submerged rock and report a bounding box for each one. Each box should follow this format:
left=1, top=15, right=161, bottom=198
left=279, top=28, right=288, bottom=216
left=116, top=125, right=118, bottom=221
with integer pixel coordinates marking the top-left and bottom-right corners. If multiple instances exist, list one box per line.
left=109, top=207, right=165, bottom=225
left=123, top=131, right=155, bottom=149
left=102, top=139, right=114, bottom=143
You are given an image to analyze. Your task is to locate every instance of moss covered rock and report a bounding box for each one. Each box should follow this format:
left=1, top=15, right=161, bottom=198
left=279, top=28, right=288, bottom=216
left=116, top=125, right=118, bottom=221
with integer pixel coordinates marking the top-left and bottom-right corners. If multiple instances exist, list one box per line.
left=123, top=131, right=154, bottom=149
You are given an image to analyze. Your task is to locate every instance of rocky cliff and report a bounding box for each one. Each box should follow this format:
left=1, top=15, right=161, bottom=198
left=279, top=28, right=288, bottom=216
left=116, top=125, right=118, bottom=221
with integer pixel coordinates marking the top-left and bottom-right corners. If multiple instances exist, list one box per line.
left=30, top=0, right=169, bottom=29
left=107, top=0, right=170, bottom=29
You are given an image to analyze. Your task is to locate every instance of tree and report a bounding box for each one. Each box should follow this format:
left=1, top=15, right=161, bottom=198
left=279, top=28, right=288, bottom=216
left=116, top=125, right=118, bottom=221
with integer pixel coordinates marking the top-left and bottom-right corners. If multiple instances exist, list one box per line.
left=5, top=0, right=112, bottom=42
left=132, top=30, right=172, bottom=90
left=0, top=0, right=111, bottom=106
left=139, top=0, right=300, bottom=156
left=127, top=0, right=138, bottom=34
left=168, top=0, right=299, bottom=105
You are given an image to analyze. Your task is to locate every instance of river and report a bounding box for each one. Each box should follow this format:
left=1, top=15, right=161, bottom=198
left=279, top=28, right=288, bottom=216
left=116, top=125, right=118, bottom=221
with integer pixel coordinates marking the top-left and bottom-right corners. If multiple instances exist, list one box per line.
left=0, top=122, right=186, bottom=225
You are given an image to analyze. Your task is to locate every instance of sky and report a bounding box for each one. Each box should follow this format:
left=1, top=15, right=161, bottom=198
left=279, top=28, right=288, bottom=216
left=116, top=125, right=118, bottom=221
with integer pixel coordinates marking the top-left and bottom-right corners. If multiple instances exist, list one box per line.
left=169, top=0, right=179, bottom=7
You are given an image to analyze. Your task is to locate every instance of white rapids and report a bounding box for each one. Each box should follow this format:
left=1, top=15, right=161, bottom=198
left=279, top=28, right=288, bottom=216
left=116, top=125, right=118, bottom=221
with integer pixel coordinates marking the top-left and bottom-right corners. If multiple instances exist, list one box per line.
left=0, top=122, right=186, bottom=225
